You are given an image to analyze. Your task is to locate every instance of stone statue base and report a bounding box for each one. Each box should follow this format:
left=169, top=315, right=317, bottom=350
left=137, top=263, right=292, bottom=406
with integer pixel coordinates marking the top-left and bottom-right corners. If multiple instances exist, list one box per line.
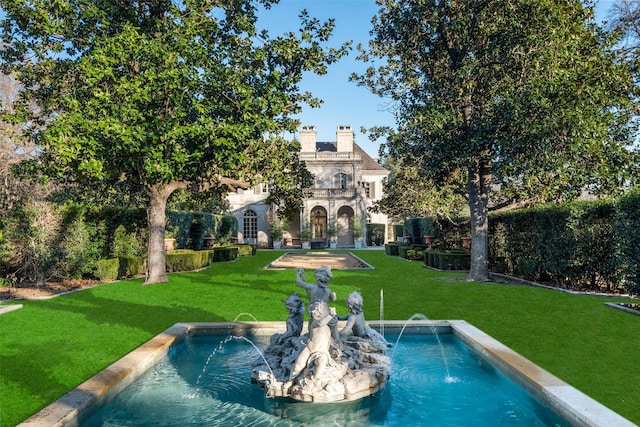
left=252, top=331, right=390, bottom=403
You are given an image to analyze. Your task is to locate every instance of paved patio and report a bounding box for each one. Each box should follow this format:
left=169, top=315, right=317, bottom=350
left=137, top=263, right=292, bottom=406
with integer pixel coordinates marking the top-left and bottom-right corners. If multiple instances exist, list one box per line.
left=266, top=252, right=373, bottom=270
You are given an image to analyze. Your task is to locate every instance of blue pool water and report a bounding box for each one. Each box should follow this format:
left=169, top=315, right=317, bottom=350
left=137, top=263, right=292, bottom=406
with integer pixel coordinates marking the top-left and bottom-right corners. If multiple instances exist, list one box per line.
left=82, top=334, right=570, bottom=426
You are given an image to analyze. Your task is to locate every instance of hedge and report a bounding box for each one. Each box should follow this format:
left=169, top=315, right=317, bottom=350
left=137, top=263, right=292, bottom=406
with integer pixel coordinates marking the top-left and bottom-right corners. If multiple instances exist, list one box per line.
left=117, top=256, right=145, bottom=279
left=425, top=250, right=471, bottom=270
left=416, top=190, right=640, bottom=295
left=213, top=246, right=239, bottom=262
left=235, top=244, right=257, bottom=256
left=366, top=223, right=386, bottom=246
left=94, top=258, right=119, bottom=281
left=166, top=250, right=212, bottom=272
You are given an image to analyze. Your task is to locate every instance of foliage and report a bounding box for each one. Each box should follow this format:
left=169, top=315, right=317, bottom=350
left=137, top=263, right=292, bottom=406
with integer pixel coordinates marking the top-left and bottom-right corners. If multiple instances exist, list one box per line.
left=403, top=217, right=442, bottom=245
left=366, top=223, right=385, bottom=246
left=212, top=246, right=239, bottom=262
left=165, top=250, right=212, bottom=273
left=57, top=211, right=101, bottom=279
left=112, top=225, right=141, bottom=258
left=1, top=0, right=350, bottom=283
left=384, top=242, right=402, bottom=256
left=616, top=189, right=640, bottom=296
left=0, top=201, right=62, bottom=285
left=234, top=244, right=257, bottom=257
left=353, top=0, right=638, bottom=281
left=370, top=151, right=467, bottom=221
left=350, top=216, right=364, bottom=240
left=425, top=250, right=471, bottom=270
left=268, top=217, right=288, bottom=240
left=167, top=188, right=230, bottom=214
left=1, top=251, right=638, bottom=426
left=94, top=258, right=118, bottom=281
left=483, top=194, right=638, bottom=294
left=298, top=221, right=312, bottom=240
left=117, top=256, right=145, bottom=279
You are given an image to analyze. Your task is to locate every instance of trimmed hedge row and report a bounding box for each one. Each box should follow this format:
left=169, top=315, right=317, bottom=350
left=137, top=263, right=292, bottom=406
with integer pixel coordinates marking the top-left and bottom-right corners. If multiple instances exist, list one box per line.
left=406, top=190, right=640, bottom=295
left=94, top=256, right=145, bottom=281
left=166, top=247, right=240, bottom=272
left=425, top=250, right=470, bottom=270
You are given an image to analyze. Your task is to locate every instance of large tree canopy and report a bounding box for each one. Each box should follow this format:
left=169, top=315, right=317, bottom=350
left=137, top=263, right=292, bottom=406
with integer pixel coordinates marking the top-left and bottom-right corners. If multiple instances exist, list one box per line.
left=354, top=0, right=638, bottom=281
left=1, top=0, right=349, bottom=283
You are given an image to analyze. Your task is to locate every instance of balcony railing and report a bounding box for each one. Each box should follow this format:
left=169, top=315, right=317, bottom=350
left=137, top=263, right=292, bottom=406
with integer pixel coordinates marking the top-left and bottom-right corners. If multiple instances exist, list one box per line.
left=299, top=152, right=361, bottom=161
left=305, top=188, right=360, bottom=199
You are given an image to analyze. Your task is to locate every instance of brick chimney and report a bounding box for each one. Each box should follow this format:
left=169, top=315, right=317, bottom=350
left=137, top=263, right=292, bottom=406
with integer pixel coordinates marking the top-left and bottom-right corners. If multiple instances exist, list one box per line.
left=300, top=125, right=317, bottom=152
left=336, top=125, right=353, bottom=153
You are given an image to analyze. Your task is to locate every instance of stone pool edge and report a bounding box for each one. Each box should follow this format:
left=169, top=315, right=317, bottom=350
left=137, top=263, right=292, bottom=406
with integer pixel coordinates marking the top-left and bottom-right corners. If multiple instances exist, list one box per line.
left=18, top=320, right=636, bottom=427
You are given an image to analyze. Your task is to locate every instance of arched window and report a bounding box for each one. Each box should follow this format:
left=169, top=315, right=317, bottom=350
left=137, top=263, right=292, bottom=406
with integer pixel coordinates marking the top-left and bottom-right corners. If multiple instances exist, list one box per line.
left=243, top=210, right=258, bottom=240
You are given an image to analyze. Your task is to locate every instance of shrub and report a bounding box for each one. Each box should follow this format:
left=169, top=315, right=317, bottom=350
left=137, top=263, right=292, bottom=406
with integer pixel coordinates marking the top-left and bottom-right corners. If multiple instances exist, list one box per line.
left=405, top=248, right=424, bottom=261
left=235, top=244, right=256, bottom=256
left=166, top=250, right=211, bottom=272
left=366, top=223, right=386, bottom=246
left=213, top=246, right=238, bottom=262
left=58, top=211, right=100, bottom=279
left=385, top=242, right=401, bottom=256
left=425, top=250, right=470, bottom=270
left=117, top=257, right=145, bottom=278
left=95, top=258, right=119, bottom=281
left=113, top=225, right=141, bottom=258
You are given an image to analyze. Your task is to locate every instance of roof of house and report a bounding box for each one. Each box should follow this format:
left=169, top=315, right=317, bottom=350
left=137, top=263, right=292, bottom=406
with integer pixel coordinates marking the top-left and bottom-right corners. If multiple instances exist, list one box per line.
left=315, top=141, right=388, bottom=173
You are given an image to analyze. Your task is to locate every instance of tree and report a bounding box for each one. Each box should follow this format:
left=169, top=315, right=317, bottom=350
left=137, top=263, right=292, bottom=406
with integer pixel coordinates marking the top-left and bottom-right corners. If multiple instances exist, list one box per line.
left=368, top=127, right=467, bottom=222
left=0, top=71, right=41, bottom=211
left=354, top=0, right=637, bottom=281
left=1, top=0, right=349, bottom=283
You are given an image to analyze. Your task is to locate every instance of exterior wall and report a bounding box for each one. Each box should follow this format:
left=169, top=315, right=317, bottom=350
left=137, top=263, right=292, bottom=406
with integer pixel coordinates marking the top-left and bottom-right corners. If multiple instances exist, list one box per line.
left=225, top=126, right=390, bottom=248
left=226, top=184, right=272, bottom=248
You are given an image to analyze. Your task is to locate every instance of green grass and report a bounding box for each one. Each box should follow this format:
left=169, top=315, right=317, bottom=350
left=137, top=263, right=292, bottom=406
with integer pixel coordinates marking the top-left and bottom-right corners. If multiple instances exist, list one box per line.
left=1, top=250, right=638, bottom=426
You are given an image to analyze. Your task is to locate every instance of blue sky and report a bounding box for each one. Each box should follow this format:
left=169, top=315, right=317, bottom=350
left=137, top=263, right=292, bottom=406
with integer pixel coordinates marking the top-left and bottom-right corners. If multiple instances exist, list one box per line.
left=258, top=0, right=618, bottom=158
left=257, top=0, right=394, bottom=158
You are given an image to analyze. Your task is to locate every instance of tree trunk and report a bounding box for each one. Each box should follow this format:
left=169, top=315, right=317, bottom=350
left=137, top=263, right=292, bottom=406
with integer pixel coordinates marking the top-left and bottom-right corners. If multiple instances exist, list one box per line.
left=467, top=155, right=492, bottom=282
left=145, top=183, right=173, bottom=284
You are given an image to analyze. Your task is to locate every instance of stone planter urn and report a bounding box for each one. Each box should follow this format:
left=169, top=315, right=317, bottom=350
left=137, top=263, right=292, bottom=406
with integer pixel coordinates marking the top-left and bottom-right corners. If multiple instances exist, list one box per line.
left=164, top=238, right=176, bottom=252
left=462, top=237, right=472, bottom=250
left=424, top=235, right=434, bottom=251
left=203, top=236, right=215, bottom=249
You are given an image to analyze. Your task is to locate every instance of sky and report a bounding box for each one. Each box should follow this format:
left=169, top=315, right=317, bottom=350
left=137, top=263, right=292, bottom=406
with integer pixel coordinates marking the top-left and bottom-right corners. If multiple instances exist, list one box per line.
left=256, top=0, right=394, bottom=158
left=257, top=0, right=619, bottom=158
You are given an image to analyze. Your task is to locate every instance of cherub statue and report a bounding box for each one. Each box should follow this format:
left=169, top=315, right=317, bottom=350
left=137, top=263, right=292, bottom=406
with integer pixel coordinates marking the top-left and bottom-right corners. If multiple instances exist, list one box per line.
left=289, top=301, right=337, bottom=383
left=296, top=266, right=337, bottom=305
left=272, top=294, right=304, bottom=345
left=339, top=291, right=389, bottom=348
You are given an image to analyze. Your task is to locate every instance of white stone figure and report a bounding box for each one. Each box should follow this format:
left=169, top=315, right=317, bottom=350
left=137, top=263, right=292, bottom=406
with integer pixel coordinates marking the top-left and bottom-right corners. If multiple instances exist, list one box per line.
left=289, top=301, right=336, bottom=384
left=296, top=266, right=337, bottom=305
left=251, top=276, right=390, bottom=403
left=272, top=294, right=304, bottom=345
left=339, top=291, right=389, bottom=349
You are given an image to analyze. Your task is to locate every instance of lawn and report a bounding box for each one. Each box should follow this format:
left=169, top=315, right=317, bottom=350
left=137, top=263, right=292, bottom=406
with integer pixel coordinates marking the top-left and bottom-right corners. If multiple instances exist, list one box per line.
left=1, top=250, right=638, bottom=426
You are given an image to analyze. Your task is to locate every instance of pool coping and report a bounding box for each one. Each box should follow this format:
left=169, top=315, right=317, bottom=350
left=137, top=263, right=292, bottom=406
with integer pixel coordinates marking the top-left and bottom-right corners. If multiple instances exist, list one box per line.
left=18, top=320, right=636, bottom=427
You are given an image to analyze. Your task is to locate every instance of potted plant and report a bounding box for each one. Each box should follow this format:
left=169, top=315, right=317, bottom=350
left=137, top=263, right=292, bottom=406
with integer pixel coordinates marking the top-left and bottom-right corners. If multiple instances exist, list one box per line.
left=327, top=216, right=342, bottom=249
left=351, top=217, right=364, bottom=249
left=269, top=218, right=288, bottom=249
left=298, top=224, right=312, bottom=249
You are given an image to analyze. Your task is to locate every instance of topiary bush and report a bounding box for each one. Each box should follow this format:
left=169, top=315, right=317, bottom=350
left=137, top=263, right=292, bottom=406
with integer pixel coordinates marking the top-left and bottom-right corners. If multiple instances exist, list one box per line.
left=166, top=250, right=211, bottom=272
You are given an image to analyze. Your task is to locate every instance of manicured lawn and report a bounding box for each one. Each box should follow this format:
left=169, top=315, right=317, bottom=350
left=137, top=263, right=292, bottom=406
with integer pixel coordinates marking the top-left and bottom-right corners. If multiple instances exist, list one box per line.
left=1, top=250, right=638, bottom=426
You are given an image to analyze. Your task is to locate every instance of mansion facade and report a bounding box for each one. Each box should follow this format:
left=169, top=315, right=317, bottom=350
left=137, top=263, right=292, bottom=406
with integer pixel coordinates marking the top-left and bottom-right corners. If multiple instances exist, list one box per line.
left=227, top=125, right=390, bottom=248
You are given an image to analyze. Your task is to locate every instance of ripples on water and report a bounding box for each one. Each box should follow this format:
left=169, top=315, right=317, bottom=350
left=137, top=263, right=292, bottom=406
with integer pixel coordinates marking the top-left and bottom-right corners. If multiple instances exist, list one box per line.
left=82, top=335, right=569, bottom=427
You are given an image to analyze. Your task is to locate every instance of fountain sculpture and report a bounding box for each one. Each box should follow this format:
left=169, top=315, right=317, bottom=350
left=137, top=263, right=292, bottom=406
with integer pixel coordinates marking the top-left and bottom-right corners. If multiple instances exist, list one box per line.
left=252, top=266, right=391, bottom=403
